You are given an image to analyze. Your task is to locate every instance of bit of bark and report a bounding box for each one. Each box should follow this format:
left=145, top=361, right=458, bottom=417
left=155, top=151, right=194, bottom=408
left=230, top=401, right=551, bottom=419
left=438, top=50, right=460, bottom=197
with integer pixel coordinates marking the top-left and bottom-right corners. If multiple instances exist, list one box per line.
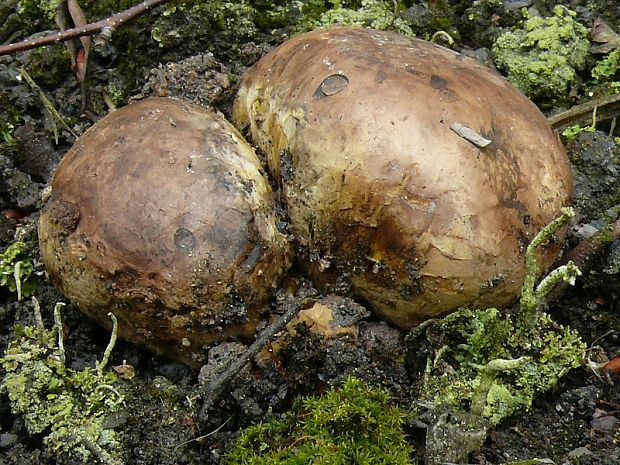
left=591, top=17, right=620, bottom=54
left=547, top=94, right=620, bottom=131
left=549, top=217, right=620, bottom=302
left=601, top=356, right=620, bottom=373
left=0, top=0, right=170, bottom=56
left=450, top=122, right=492, bottom=148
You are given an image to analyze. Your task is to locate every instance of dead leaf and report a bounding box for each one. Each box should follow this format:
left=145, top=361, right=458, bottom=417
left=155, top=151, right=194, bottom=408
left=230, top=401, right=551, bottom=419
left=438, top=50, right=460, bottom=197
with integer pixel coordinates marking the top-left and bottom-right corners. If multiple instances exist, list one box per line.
left=591, top=18, right=620, bottom=54
left=67, top=0, right=90, bottom=83
left=287, top=302, right=358, bottom=340
left=601, top=355, right=620, bottom=374
left=55, top=2, right=77, bottom=68
left=55, top=0, right=90, bottom=111
left=113, top=360, right=136, bottom=380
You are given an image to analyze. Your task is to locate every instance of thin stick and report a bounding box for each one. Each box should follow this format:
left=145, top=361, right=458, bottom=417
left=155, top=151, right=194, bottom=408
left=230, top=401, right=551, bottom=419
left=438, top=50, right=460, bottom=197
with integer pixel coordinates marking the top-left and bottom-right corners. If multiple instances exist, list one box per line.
left=548, top=216, right=620, bottom=302
left=0, top=0, right=170, bottom=56
left=19, top=67, right=78, bottom=141
left=198, top=299, right=311, bottom=421
left=548, top=93, right=620, bottom=131
left=173, top=416, right=233, bottom=452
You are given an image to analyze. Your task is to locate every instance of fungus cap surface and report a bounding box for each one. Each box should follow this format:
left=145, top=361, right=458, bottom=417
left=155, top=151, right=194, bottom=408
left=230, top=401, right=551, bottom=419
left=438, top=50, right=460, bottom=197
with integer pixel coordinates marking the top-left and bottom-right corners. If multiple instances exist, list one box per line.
left=233, top=27, right=573, bottom=328
left=39, top=97, right=292, bottom=366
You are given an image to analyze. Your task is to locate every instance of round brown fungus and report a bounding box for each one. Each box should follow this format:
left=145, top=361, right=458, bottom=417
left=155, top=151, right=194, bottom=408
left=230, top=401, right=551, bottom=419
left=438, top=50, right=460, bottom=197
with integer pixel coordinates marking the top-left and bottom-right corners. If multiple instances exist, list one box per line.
left=233, top=27, right=574, bottom=329
left=39, top=97, right=292, bottom=367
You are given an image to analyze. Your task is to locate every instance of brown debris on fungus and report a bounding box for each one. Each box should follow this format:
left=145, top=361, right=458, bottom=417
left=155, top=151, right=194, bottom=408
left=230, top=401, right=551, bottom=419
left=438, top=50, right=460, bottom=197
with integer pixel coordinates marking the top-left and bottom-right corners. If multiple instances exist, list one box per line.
left=233, top=27, right=574, bottom=329
left=39, top=97, right=292, bottom=367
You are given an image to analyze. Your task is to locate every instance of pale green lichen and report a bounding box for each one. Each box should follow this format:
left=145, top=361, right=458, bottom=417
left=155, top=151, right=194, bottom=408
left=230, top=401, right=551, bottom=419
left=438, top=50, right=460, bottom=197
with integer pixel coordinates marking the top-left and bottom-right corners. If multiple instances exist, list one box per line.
left=0, top=300, right=124, bottom=465
left=519, top=207, right=579, bottom=323
left=0, top=241, right=36, bottom=301
left=226, top=376, right=413, bottom=464
left=411, top=208, right=586, bottom=427
left=417, top=307, right=585, bottom=426
left=492, top=6, right=590, bottom=106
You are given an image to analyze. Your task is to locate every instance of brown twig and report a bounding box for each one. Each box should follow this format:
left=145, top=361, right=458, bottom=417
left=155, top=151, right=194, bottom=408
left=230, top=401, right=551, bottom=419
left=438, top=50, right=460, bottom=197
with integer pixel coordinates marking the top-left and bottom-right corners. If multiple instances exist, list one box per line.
left=549, top=217, right=620, bottom=301
left=548, top=93, right=620, bottom=131
left=0, top=0, right=170, bottom=56
left=198, top=298, right=312, bottom=422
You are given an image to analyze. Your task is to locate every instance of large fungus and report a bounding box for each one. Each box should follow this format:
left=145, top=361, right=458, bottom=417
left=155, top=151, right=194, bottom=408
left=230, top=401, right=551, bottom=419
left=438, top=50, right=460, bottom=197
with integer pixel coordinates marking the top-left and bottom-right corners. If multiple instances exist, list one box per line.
left=39, top=98, right=292, bottom=367
left=233, top=27, right=574, bottom=329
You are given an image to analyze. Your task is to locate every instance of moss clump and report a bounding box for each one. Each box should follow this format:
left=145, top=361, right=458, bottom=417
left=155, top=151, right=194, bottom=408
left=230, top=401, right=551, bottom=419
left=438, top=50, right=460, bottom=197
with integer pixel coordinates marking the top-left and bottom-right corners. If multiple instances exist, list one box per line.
left=592, top=48, right=620, bottom=81
left=0, top=301, right=124, bottom=464
left=24, top=45, right=72, bottom=88
left=227, top=376, right=413, bottom=464
left=492, top=6, right=590, bottom=106
left=16, top=0, right=57, bottom=25
left=295, top=0, right=414, bottom=36
left=0, top=241, right=36, bottom=300
left=590, top=47, right=620, bottom=94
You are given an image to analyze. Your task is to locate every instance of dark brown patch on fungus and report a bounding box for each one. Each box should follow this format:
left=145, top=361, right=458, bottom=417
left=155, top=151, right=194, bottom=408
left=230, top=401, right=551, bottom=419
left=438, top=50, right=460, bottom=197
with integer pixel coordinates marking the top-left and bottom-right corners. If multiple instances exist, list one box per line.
left=39, top=97, right=292, bottom=367
left=233, top=27, right=574, bottom=329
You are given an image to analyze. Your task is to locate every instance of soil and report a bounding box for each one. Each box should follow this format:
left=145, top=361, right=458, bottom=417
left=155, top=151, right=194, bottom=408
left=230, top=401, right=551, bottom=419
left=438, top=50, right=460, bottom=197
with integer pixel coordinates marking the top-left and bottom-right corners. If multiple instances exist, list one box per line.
left=2, top=1, right=620, bottom=464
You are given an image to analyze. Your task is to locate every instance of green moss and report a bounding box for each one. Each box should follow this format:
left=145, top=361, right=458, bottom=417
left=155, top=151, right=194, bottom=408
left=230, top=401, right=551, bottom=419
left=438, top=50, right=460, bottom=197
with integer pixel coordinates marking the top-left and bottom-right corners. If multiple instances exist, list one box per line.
left=24, top=45, right=72, bottom=88
left=0, top=302, right=124, bottom=464
left=492, top=6, right=590, bottom=106
left=591, top=47, right=620, bottom=93
left=77, top=0, right=140, bottom=18
left=227, top=377, right=413, bottom=464
left=0, top=241, right=36, bottom=301
left=0, top=108, right=22, bottom=158
left=16, top=0, right=57, bottom=23
left=592, top=48, right=620, bottom=81
left=295, top=0, right=414, bottom=36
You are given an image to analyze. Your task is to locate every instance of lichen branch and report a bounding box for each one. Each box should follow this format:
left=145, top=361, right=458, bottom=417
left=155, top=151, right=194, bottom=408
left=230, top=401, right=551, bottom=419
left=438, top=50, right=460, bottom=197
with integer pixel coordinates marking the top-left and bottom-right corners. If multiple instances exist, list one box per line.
left=535, top=261, right=582, bottom=299
left=14, top=261, right=24, bottom=301
left=32, top=297, right=44, bottom=329
left=53, top=302, right=67, bottom=367
left=97, top=312, right=118, bottom=376
left=520, top=207, right=577, bottom=323
left=470, top=356, right=531, bottom=417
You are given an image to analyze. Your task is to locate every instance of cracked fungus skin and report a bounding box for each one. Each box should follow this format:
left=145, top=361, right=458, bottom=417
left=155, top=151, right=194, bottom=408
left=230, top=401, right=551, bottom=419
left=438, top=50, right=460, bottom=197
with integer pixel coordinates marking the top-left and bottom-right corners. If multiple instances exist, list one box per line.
left=39, top=98, right=292, bottom=367
left=233, top=27, right=573, bottom=329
